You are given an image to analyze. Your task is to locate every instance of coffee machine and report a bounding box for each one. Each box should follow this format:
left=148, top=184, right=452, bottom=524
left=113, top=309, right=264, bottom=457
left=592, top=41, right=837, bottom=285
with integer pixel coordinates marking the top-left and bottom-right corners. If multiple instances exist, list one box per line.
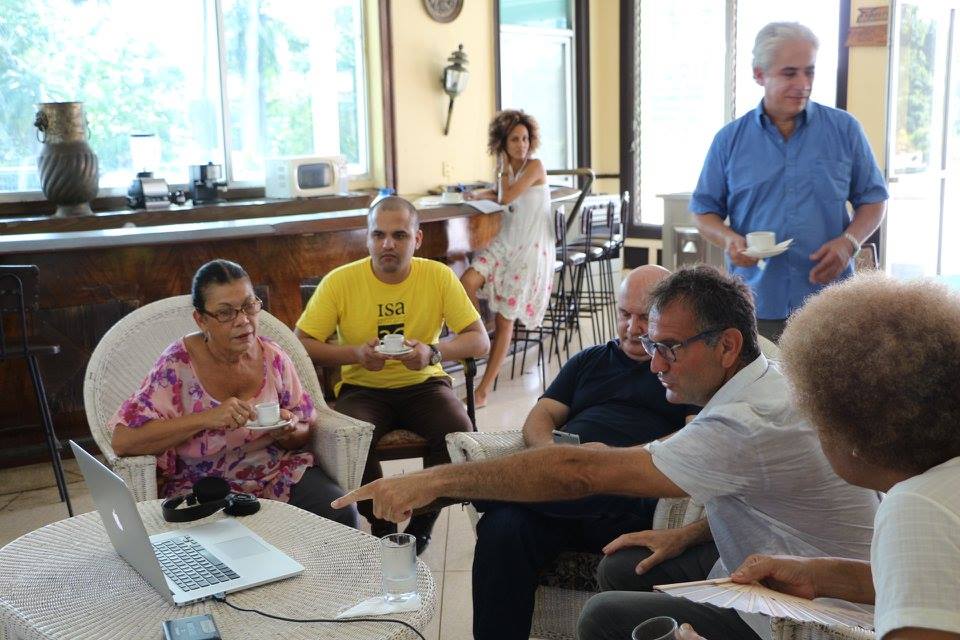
left=189, top=162, right=227, bottom=204
left=126, top=133, right=186, bottom=209
left=127, top=172, right=186, bottom=209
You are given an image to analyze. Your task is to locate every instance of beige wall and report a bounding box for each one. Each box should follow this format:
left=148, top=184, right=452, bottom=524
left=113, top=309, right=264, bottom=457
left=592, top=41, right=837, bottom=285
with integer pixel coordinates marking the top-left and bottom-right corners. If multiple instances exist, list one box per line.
left=845, top=0, right=890, bottom=171
left=391, top=0, right=497, bottom=196
left=590, top=1, right=620, bottom=195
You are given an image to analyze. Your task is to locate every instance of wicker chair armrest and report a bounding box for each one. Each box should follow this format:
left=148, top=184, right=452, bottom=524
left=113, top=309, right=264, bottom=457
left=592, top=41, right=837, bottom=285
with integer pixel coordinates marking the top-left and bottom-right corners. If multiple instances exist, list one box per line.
left=771, top=618, right=875, bottom=640
left=110, top=454, right=159, bottom=502
left=651, top=496, right=706, bottom=530
left=445, top=430, right=526, bottom=533
left=311, top=405, right=374, bottom=492
left=446, top=429, right=526, bottom=464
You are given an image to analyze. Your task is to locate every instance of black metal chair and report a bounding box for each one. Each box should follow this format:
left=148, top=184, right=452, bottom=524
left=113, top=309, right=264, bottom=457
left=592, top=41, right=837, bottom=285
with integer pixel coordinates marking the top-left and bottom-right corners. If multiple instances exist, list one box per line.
left=0, top=265, right=73, bottom=516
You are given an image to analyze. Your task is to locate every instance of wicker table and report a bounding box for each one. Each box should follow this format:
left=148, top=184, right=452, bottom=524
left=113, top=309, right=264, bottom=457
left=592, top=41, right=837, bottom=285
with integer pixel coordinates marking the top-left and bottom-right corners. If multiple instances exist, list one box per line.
left=0, top=500, right=436, bottom=640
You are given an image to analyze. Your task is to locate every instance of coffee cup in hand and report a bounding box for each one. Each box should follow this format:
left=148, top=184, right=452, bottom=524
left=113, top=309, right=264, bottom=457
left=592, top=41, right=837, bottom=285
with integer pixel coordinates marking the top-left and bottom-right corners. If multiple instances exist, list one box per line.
left=380, top=333, right=405, bottom=354
left=255, top=401, right=280, bottom=427
left=746, top=231, right=776, bottom=251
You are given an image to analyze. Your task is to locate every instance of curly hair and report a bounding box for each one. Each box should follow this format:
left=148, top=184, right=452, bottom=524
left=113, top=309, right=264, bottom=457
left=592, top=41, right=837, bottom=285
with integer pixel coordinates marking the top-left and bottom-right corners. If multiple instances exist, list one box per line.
left=487, top=109, right=540, bottom=157
left=780, top=272, right=960, bottom=475
left=648, top=265, right=761, bottom=364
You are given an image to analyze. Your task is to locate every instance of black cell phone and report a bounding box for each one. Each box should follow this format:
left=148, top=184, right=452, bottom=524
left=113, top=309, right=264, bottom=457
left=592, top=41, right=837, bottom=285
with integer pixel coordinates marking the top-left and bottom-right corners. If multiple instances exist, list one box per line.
left=162, top=614, right=222, bottom=640
left=552, top=429, right=581, bottom=445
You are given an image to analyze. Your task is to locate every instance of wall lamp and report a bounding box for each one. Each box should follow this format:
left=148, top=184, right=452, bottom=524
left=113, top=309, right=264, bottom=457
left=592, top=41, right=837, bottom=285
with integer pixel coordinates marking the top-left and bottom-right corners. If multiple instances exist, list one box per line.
left=441, top=44, right=469, bottom=135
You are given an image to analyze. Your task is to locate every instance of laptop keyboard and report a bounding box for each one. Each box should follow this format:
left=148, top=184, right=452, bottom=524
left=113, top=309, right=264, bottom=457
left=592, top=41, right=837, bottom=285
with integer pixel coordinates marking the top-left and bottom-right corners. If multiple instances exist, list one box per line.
left=153, top=535, right=239, bottom=592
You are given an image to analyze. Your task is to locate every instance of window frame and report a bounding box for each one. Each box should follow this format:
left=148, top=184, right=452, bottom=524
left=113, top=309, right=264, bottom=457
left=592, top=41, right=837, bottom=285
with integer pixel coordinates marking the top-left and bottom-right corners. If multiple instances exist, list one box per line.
left=493, top=0, right=587, bottom=174
left=0, top=0, right=384, bottom=204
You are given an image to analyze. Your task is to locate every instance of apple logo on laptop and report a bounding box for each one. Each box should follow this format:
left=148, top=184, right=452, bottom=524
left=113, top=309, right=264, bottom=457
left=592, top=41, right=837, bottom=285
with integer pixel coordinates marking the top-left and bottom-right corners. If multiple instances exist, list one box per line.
left=112, top=509, right=124, bottom=531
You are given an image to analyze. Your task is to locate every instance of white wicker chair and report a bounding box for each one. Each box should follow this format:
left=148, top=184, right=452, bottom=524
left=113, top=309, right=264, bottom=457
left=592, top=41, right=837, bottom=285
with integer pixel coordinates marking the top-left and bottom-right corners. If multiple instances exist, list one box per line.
left=83, top=295, right=374, bottom=502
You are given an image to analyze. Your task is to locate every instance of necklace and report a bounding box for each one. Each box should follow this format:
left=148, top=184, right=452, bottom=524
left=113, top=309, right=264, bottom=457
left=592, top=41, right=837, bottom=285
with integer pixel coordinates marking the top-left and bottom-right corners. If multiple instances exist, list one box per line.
left=508, top=157, right=528, bottom=183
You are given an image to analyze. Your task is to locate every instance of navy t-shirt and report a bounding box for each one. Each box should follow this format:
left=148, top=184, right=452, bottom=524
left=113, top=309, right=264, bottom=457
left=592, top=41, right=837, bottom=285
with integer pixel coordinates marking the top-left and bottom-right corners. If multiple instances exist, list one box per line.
left=545, top=341, right=694, bottom=447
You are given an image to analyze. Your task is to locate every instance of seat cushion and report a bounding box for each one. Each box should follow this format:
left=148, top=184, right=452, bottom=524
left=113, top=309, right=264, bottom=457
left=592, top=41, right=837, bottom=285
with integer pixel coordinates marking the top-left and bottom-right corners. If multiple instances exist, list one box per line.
left=378, top=429, right=427, bottom=447
left=537, top=551, right=601, bottom=592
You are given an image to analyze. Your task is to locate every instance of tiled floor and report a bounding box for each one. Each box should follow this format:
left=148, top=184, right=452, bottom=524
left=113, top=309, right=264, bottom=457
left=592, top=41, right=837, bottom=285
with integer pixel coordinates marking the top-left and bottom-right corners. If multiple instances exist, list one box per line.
left=0, top=334, right=578, bottom=639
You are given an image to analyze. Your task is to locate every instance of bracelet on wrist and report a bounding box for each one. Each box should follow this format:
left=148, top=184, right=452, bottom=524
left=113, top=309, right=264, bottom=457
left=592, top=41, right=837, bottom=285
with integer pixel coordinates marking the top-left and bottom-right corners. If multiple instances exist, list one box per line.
left=842, top=232, right=861, bottom=258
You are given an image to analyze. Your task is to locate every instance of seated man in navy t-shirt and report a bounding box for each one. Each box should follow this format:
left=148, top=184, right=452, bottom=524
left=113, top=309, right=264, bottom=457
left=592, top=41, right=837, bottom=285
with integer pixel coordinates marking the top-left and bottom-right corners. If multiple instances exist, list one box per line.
left=472, top=266, right=713, bottom=640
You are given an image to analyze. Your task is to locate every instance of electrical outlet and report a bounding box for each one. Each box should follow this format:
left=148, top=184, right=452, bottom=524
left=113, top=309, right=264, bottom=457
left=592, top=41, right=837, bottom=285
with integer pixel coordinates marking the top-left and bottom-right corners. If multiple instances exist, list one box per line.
left=441, top=161, right=453, bottom=179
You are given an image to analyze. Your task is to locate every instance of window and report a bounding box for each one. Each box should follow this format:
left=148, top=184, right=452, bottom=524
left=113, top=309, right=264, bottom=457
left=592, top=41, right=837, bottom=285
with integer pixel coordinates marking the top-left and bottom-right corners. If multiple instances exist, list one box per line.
left=884, top=1, right=960, bottom=286
left=638, top=0, right=726, bottom=226
left=636, top=0, right=842, bottom=224
left=0, top=0, right=370, bottom=197
left=498, top=0, right=576, bottom=172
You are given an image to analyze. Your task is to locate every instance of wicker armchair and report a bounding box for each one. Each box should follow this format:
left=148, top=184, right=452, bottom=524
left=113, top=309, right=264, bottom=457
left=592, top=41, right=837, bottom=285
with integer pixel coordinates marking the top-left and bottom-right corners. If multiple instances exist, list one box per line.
left=772, top=620, right=874, bottom=640
left=83, top=295, right=374, bottom=502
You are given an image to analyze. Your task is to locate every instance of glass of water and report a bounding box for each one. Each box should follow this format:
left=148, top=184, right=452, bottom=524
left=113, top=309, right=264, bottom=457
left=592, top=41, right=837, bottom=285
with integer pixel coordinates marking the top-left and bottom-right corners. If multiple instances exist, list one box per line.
left=631, top=616, right=678, bottom=640
left=380, top=532, right=417, bottom=602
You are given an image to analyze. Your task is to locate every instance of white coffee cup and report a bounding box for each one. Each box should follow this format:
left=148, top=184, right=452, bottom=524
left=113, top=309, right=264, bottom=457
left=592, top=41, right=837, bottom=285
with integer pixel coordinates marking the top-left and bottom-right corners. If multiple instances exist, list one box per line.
left=380, top=333, right=405, bottom=353
left=440, top=190, right=463, bottom=204
left=746, top=231, right=776, bottom=251
left=255, top=401, right=280, bottom=427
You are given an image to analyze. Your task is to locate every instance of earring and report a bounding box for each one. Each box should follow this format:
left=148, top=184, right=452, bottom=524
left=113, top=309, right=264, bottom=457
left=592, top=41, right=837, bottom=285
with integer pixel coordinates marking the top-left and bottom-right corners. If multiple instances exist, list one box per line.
left=203, top=332, right=210, bottom=343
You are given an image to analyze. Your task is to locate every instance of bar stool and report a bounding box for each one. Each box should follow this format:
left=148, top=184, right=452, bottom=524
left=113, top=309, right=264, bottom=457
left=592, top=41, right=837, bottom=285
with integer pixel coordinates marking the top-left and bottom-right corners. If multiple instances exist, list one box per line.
left=554, top=205, right=588, bottom=359
left=0, top=265, right=73, bottom=516
left=565, top=206, right=607, bottom=346
left=568, top=201, right=622, bottom=342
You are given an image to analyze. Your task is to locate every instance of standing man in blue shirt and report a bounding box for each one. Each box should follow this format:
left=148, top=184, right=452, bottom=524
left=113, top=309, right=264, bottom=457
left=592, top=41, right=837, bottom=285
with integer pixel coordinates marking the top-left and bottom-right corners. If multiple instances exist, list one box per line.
left=692, top=22, right=888, bottom=341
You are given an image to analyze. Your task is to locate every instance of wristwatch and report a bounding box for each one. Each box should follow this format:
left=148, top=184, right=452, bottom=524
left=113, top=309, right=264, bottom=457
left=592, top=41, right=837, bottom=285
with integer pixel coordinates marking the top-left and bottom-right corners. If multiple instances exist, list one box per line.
left=428, top=344, right=442, bottom=365
left=843, top=232, right=862, bottom=258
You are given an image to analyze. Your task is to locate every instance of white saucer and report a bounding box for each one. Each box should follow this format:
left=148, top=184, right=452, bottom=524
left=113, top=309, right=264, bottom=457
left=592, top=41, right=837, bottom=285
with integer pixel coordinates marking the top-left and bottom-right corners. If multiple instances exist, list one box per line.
left=743, top=238, right=794, bottom=259
left=375, top=344, right=414, bottom=356
left=244, top=417, right=294, bottom=431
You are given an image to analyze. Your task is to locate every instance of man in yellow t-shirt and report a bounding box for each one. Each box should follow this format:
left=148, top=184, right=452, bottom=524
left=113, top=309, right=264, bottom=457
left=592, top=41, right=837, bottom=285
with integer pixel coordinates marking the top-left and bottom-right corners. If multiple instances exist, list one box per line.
left=295, top=196, right=489, bottom=550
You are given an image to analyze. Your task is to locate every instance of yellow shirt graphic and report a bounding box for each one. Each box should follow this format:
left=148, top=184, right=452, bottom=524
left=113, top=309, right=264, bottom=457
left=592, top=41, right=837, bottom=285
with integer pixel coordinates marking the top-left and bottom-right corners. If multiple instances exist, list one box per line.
left=296, top=257, right=480, bottom=393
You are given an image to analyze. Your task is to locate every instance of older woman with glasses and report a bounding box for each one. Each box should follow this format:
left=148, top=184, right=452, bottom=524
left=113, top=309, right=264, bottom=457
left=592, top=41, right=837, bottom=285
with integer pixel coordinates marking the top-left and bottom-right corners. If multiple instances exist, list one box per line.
left=108, top=259, right=358, bottom=527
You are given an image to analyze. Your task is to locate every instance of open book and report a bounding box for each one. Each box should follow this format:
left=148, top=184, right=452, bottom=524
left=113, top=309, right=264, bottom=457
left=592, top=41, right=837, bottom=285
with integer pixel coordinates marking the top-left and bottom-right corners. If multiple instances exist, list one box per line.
left=655, top=578, right=874, bottom=630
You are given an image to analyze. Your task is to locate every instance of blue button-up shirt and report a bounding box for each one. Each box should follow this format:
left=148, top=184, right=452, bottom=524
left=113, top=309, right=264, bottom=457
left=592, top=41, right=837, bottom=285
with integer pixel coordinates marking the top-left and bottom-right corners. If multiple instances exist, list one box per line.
left=690, top=100, right=888, bottom=319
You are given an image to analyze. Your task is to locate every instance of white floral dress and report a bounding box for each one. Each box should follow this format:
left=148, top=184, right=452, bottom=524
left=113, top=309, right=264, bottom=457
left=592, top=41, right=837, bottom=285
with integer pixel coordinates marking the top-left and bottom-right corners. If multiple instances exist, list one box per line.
left=472, top=171, right=555, bottom=327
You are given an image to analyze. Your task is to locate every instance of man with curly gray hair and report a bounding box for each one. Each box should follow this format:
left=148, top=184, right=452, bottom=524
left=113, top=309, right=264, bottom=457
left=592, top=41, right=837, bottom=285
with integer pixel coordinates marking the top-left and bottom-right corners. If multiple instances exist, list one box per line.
left=692, top=22, right=888, bottom=342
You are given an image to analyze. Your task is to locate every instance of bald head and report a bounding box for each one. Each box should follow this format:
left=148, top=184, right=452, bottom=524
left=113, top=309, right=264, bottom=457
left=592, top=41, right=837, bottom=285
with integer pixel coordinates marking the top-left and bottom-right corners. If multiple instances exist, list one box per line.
left=619, top=265, right=671, bottom=306
left=617, top=265, right=671, bottom=361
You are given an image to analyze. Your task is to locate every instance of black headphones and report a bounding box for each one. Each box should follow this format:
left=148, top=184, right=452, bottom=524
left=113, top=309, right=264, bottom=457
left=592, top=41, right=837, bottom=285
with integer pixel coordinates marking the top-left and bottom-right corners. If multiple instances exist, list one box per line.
left=161, top=476, right=261, bottom=523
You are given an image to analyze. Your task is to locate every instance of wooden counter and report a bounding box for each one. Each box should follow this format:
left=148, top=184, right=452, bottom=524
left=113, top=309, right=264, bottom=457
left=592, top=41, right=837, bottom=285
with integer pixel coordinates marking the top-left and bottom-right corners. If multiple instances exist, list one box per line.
left=0, top=188, right=579, bottom=467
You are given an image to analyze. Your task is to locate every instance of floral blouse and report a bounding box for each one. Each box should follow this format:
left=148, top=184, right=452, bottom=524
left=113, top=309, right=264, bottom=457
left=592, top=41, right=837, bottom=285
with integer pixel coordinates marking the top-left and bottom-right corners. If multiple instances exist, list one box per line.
left=107, top=336, right=315, bottom=501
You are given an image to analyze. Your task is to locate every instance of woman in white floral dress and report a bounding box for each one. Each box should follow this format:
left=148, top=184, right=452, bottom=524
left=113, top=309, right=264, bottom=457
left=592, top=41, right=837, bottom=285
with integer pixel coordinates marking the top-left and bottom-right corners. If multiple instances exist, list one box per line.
left=462, top=110, right=555, bottom=407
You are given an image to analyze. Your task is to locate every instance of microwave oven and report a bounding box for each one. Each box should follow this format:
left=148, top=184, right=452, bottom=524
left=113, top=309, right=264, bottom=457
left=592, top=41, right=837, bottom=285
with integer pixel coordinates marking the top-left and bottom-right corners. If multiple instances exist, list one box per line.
left=264, top=155, right=345, bottom=198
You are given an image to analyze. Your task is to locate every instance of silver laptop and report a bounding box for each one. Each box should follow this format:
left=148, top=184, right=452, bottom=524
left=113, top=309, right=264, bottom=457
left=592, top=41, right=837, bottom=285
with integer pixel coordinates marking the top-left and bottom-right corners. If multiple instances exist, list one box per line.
left=70, top=441, right=303, bottom=606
